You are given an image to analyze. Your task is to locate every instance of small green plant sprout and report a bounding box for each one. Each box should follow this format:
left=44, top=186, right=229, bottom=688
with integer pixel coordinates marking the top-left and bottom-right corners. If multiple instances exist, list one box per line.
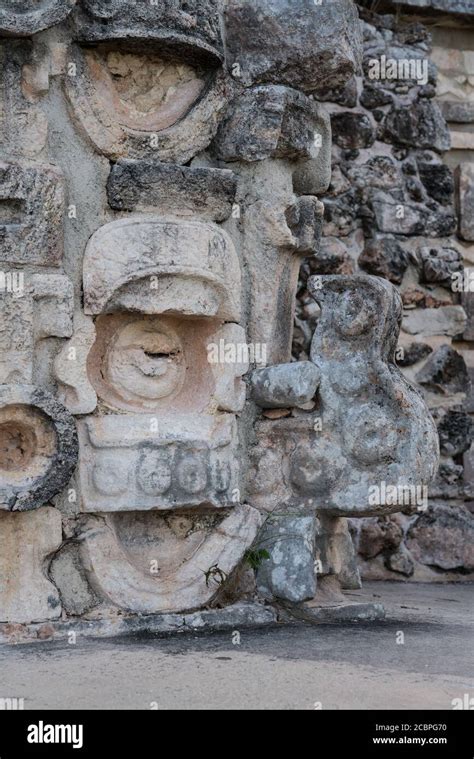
left=244, top=548, right=271, bottom=571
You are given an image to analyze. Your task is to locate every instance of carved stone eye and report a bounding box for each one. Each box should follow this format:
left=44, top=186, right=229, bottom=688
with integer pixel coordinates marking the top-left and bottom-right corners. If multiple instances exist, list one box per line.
left=137, top=449, right=173, bottom=496
left=343, top=404, right=399, bottom=464
left=97, top=317, right=185, bottom=410
left=92, top=455, right=129, bottom=496
left=335, top=289, right=376, bottom=338
left=175, top=454, right=208, bottom=495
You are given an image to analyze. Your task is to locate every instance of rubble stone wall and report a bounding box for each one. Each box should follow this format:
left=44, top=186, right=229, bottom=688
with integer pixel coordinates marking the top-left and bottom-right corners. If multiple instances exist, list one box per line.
left=294, top=2, right=474, bottom=581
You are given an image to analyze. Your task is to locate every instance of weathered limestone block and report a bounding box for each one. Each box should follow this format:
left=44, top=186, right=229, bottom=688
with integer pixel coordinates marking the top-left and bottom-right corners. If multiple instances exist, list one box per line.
left=0, top=161, right=64, bottom=266
left=77, top=414, right=239, bottom=513
left=80, top=504, right=262, bottom=613
left=0, top=385, right=78, bottom=512
left=49, top=542, right=100, bottom=617
left=54, top=313, right=98, bottom=416
left=224, top=0, right=362, bottom=95
left=402, top=306, right=467, bottom=337
left=0, top=273, right=73, bottom=386
left=0, top=507, right=62, bottom=623
left=456, top=163, right=474, bottom=242
left=214, top=86, right=330, bottom=168
left=250, top=361, right=320, bottom=409
left=0, top=1, right=76, bottom=37
left=315, top=515, right=361, bottom=589
left=250, top=275, right=439, bottom=517
left=83, top=217, right=241, bottom=321
left=0, top=42, right=48, bottom=159
left=256, top=515, right=316, bottom=603
left=209, top=323, right=249, bottom=413
left=64, top=45, right=228, bottom=162
left=86, top=314, right=247, bottom=414
left=390, top=0, right=474, bottom=15
left=107, top=161, right=237, bottom=221
left=73, top=0, right=224, bottom=59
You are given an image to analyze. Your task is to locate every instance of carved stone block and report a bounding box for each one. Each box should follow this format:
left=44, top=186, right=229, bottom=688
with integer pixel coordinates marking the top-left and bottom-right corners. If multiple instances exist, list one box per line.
left=77, top=413, right=240, bottom=513
left=83, top=217, right=241, bottom=321
left=250, top=275, right=439, bottom=517
left=107, top=161, right=237, bottom=221
left=80, top=504, right=262, bottom=614
left=0, top=507, right=62, bottom=623
left=0, top=0, right=76, bottom=37
left=225, top=0, right=361, bottom=95
left=0, top=385, right=78, bottom=512
left=64, top=45, right=228, bottom=162
left=0, top=161, right=64, bottom=266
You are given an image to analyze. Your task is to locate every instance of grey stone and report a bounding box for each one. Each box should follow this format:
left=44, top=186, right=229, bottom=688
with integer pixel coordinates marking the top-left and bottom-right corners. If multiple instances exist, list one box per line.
left=0, top=1, right=76, bottom=37
left=402, top=306, right=467, bottom=337
left=359, top=238, right=409, bottom=284
left=419, top=246, right=462, bottom=286
left=0, top=602, right=278, bottom=645
left=461, top=289, right=474, bottom=342
left=331, top=112, right=376, bottom=150
left=107, top=161, right=237, bottom=221
left=396, top=342, right=433, bottom=367
left=214, top=85, right=329, bottom=163
left=255, top=515, right=317, bottom=603
left=0, top=161, right=65, bottom=266
left=417, top=162, right=454, bottom=205
left=389, top=0, right=474, bottom=17
left=457, top=164, right=474, bottom=242
left=416, top=345, right=471, bottom=396
left=49, top=543, right=100, bottom=617
left=224, top=0, right=362, bottom=95
left=437, top=408, right=473, bottom=457
left=385, top=545, right=415, bottom=577
left=250, top=275, right=439, bottom=518
left=371, top=192, right=456, bottom=237
left=73, top=0, right=223, bottom=59
left=285, top=196, right=324, bottom=257
left=0, top=385, right=78, bottom=513
left=383, top=101, right=451, bottom=153
left=357, top=517, right=403, bottom=559
left=440, top=101, right=474, bottom=124
left=250, top=361, right=320, bottom=409
left=0, top=42, right=48, bottom=160
left=407, top=504, right=474, bottom=572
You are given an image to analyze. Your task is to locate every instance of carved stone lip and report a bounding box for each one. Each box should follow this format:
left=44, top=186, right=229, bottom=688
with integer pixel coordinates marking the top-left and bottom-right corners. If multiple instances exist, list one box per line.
left=0, top=0, right=77, bottom=37
left=0, top=385, right=78, bottom=512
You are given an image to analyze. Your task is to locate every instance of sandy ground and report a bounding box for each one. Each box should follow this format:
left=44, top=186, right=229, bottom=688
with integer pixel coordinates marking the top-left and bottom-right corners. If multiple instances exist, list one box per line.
left=0, top=582, right=472, bottom=710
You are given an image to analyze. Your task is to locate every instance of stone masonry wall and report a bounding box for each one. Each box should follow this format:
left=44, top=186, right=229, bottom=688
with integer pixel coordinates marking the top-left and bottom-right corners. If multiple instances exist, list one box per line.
left=294, top=4, right=474, bottom=581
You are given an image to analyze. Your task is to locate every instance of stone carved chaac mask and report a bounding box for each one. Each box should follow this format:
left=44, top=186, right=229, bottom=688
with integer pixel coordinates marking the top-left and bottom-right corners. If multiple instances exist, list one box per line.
left=0, top=0, right=439, bottom=631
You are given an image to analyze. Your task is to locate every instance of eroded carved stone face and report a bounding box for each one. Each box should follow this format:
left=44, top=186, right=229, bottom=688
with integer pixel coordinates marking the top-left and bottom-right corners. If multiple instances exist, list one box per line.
left=249, top=275, right=440, bottom=518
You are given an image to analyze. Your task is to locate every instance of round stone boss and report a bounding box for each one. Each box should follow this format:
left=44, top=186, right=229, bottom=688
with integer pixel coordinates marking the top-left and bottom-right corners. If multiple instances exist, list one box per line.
left=0, top=385, right=78, bottom=512
left=0, top=1, right=77, bottom=36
